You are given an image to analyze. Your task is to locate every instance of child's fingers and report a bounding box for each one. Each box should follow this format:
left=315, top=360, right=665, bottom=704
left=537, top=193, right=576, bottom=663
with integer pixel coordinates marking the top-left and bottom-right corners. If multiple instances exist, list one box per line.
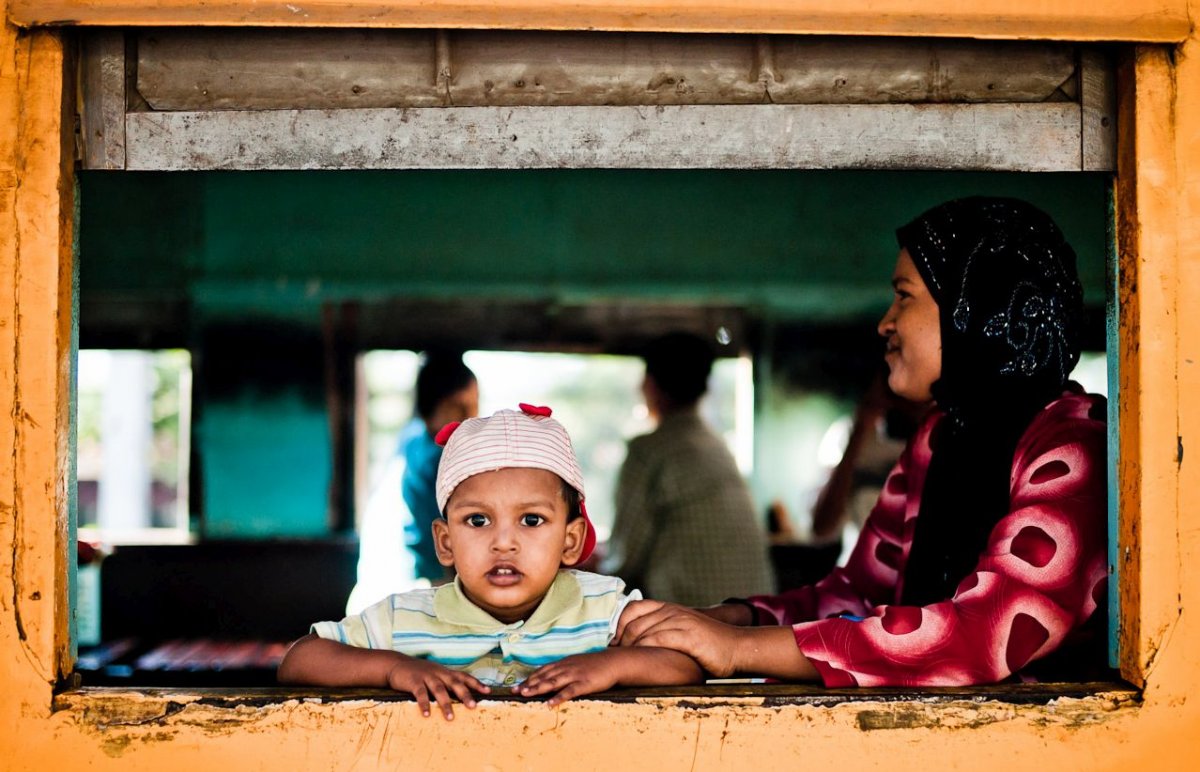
left=427, top=679, right=456, bottom=720
left=546, top=679, right=589, bottom=707
left=521, top=662, right=577, bottom=696
left=413, top=684, right=433, bottom=718
left=460, top=673, right=491, bottom=694
left=517, top=669, right=562, bottom=696
left=446, top=676, right=479, bottom=709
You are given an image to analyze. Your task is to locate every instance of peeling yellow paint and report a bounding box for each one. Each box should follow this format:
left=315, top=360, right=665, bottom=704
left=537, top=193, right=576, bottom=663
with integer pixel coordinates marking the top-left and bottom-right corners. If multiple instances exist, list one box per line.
left=5, top=0, right=1194, bottom=42
left=3, top=1, right=1200, bottom=769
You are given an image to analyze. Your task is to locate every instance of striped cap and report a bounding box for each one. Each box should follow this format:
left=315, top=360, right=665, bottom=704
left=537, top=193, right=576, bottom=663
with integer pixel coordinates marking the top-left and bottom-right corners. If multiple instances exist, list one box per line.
left=435, top=403, right=586, bottom=514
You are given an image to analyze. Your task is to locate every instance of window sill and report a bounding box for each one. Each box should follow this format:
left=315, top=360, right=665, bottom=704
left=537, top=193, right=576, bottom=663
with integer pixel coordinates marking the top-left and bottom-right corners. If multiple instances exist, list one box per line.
left=54, top=680, right=1140, bottom=714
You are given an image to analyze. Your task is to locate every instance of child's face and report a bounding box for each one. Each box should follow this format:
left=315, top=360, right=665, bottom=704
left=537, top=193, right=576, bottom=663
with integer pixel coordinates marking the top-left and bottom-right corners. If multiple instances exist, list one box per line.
left=433, top=467, right=586, bottom=624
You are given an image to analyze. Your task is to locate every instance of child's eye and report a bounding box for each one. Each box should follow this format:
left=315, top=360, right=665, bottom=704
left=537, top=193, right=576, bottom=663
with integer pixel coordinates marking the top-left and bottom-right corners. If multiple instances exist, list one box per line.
left=520, top=514, right=546, bottom=527
left=466, top=514, right=489, bottom=528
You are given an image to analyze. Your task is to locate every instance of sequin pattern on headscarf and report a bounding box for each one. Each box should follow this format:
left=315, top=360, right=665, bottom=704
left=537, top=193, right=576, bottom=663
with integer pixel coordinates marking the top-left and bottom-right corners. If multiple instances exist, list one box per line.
left=893, top=197, right=1085, bottom=606
left=896, top=197, right=1084, bottom=417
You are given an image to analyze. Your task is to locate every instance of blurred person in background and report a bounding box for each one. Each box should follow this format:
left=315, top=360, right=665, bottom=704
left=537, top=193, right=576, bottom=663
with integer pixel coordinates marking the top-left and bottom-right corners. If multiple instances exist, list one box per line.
left=401, top=351, right=479, bottom=582
left=603, top=332, right=774, bottom=606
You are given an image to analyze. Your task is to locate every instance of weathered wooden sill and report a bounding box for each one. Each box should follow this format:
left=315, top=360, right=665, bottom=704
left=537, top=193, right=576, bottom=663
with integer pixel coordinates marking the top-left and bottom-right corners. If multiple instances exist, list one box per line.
left=54, top=681, right=1140, bottom=714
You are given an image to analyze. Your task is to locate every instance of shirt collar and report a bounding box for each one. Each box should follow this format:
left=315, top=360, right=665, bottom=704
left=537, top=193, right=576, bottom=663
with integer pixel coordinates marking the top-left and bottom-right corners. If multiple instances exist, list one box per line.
left=433, top=571, right=582, bottom=632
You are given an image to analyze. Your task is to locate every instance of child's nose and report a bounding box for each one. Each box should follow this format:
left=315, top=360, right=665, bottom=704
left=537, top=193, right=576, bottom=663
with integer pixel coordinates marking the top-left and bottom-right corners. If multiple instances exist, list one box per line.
left=491, top=523, right=518, bottom=552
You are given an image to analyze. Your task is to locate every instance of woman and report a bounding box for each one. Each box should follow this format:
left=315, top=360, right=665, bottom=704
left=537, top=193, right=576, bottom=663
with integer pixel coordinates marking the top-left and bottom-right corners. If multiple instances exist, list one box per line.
left=616, top=197, right=1108, bottom=686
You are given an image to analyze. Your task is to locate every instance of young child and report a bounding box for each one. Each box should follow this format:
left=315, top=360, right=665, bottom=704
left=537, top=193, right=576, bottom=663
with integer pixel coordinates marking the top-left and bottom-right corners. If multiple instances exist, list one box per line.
left=278, top=403, right=703, bottom=719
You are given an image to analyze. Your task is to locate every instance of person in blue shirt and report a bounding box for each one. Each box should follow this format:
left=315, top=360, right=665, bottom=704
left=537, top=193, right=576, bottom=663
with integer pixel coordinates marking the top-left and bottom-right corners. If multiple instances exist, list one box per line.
left=401, top=352, right=479, bottom=582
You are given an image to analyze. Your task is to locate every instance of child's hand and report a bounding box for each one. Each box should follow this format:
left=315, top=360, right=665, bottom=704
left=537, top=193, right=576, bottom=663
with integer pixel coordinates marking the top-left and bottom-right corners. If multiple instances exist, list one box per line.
left=385, top=658, right=491, bottom=720
left=516, top=651, right=625, bottom=706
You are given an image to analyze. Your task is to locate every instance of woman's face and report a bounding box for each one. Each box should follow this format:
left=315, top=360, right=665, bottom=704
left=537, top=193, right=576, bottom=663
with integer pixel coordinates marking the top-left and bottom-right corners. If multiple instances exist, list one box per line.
left=878, top=248, right=942, bottom=402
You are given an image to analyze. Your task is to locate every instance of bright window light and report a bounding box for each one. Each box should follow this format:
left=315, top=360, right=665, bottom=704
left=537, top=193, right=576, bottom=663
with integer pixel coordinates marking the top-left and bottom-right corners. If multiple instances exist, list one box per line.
left=76, top=350, right=192, bottom=544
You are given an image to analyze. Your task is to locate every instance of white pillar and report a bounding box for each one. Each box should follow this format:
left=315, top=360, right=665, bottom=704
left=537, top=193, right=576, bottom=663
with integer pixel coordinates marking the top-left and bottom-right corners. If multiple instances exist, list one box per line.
left=97, top=351, right=152, bottom=530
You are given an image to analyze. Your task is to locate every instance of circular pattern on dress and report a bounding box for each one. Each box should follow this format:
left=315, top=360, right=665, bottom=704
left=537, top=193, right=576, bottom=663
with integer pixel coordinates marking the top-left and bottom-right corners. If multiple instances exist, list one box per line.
left=1029, top=459, right=1070, bottom=485
left=881, top=605, right=924, bottom=636
left=1009, top=525, right=1057, bottom=568
left=1004, top=612, right=1050, bottom=672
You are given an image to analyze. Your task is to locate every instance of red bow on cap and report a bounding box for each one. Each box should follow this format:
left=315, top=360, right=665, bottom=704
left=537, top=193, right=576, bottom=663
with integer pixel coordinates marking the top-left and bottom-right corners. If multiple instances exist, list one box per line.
left=519, top=403, right=552, bottom=417
left=433, top=421, right=461, bottom=446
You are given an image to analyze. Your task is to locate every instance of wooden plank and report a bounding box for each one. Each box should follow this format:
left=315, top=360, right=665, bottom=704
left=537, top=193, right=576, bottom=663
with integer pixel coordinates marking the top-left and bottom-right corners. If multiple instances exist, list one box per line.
left=1113, top=47, right=1181, bottom=686
left=1, top=26, right=76, bottom=692
left=7, top=0, right=1192, bottom=44
left=80, top=30, right=125, bottom=169
left=136, top=29, right=442, bottom=111
left=1081, top=49, right=1116, bottom=172
left=445, top=31, right=765, bottom=107
left=132, top=30, right=1081, bottom=111
left=768, top=38, right=1077, bottom=104
left=54, top=681, right=1140, bottom=708
left=124, top=103, right=1086, bottom=171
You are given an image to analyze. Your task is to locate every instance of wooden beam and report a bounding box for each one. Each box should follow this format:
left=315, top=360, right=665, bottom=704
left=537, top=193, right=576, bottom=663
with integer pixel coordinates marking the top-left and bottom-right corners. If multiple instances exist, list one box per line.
left=136, top=29, right=442, bottom=111
left=0, top=26, right=76, bottom=694
left=8, top=0, right=1192, bottom=43
left=123, top=103, right=1088, bottom=171
left=1081, top=50, right=1116, bottom=172
left=80, top=29, right=125, bottom=169
left=131, top=29, right=1078, bottom=111
left=1114, top=47, right=1181, bottom=687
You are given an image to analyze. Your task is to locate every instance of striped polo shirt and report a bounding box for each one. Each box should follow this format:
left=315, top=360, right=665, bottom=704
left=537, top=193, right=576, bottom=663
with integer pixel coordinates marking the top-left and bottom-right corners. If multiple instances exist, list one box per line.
left=311, top=570, right=640, bottom=688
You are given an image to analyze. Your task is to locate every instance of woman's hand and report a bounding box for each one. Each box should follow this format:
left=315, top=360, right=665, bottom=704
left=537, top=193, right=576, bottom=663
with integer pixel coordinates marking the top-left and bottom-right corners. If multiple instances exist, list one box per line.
left=615, top=601, right=819, bottom=681
left=385, top=658, right=490, bottom=720
left=616, top=599, right=753, bottom=634
left=613, top=601, right=744, bottom=677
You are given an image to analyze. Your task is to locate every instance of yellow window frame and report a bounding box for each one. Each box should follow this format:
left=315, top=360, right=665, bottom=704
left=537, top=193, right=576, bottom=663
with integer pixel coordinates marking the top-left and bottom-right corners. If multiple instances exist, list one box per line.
left=2, top=2, right=1196, bottom=767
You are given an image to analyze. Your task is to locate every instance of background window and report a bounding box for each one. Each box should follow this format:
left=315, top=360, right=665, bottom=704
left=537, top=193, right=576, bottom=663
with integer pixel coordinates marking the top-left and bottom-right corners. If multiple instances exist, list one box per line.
left=76, top=349, right=192, bottom=544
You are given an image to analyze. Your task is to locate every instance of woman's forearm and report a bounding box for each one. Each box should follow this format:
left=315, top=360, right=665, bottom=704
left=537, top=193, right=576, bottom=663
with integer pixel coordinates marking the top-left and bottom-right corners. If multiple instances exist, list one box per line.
left=277, top=634, right=403, bottom=686
left=731, top=626, right=820, bottom=681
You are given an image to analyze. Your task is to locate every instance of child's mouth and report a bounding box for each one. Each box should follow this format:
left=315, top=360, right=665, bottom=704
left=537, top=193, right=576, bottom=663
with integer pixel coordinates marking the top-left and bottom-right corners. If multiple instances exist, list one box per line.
left=487, top=565, right=523, bottom=585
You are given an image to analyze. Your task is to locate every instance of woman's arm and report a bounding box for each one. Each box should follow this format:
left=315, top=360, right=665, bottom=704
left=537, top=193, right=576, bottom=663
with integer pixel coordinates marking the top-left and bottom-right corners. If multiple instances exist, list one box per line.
left=517, top=647, right=705, bottom=706
left=785, top=394, right=1108, bottom=686
left=620, top=395, right=1106, bottom=687
left=744, top=420, right=933, bottom=627
left=616, top=602, right=819, bottom=680
left=278, top=634, right=490, bottom=719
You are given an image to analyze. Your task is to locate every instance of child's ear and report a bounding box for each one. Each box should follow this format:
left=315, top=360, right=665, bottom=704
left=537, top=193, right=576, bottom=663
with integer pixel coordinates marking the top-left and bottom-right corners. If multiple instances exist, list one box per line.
left=560, top=517, right=587, bottom=566
left=432, top=519, right=455, bottom=567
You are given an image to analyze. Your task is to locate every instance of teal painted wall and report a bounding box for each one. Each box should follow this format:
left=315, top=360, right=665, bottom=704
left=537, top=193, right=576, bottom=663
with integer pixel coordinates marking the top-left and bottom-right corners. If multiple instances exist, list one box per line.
left=200, top=393, right=332, bottom=538
left=82, top=170, right=1108, bottom=322
left=79, top=170, right=1110, bottom=538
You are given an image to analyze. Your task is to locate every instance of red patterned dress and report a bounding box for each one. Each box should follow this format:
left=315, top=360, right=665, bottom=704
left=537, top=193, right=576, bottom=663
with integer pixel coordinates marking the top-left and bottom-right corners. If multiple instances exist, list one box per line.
left=746, top=386, right=1107, bottom=686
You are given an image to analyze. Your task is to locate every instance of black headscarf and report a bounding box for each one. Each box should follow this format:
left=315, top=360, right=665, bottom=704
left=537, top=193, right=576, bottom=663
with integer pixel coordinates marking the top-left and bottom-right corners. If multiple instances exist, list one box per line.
left=894, top=197, right=1084, bottom=606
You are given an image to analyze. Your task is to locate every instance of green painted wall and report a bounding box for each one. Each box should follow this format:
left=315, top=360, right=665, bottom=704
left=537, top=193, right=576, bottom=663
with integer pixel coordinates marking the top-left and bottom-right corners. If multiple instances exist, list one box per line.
left=200, top=393, right=332, bottom=538
left=79, top=170, right=1110, bottom=538
left=82, top=170, right=1108, bottom=322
